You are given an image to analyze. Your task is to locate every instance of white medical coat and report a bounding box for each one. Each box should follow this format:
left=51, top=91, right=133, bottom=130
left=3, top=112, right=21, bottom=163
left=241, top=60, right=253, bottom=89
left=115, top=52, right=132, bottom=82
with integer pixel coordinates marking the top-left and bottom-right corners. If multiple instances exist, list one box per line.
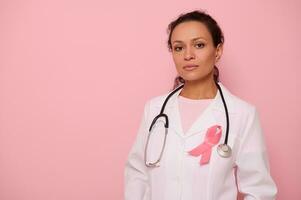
left=124, top=82, right=277, bottom=200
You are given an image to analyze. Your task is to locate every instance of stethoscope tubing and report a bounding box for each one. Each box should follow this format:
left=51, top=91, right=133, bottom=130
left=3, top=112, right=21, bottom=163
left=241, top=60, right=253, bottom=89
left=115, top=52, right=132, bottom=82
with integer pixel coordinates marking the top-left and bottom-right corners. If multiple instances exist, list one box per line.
left=145, top=81, right=231, bottom=167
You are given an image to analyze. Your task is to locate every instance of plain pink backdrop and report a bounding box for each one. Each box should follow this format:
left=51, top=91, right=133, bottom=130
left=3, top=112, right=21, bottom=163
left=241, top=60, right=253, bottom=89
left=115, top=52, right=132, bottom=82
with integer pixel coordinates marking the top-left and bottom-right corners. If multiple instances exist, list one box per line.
left=0, top=0, right=300, bottom=199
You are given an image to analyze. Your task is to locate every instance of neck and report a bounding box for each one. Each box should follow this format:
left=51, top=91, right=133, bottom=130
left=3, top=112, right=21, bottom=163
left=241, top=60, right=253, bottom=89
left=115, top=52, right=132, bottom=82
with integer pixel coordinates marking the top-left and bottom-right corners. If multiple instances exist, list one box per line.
left=179, top=75, right=217, bottom=100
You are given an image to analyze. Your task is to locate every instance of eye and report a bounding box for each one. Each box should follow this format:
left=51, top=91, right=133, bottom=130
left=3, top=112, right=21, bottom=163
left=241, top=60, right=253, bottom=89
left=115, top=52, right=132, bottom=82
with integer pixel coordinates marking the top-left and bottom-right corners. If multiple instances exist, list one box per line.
left=173, top=46, right=183, bottom=52
left=195, top=43, right=205, bottom=48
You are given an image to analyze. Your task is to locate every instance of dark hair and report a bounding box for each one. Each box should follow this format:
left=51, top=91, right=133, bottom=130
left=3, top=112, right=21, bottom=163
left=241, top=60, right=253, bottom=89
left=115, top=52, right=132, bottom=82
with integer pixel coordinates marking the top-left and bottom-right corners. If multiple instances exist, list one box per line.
left=167, top=10, right=224, bottom=89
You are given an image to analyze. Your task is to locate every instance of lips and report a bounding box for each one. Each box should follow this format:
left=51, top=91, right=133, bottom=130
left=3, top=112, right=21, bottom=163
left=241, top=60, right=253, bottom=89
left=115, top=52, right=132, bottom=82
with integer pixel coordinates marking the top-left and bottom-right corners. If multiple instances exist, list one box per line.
left=183, top=64, right=199, bottom=71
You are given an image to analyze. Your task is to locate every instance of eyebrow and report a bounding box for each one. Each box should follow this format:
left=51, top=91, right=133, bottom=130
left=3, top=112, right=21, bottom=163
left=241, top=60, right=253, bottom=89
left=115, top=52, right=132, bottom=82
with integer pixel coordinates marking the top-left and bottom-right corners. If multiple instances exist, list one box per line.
left=172, top=37, right=207, bottom=44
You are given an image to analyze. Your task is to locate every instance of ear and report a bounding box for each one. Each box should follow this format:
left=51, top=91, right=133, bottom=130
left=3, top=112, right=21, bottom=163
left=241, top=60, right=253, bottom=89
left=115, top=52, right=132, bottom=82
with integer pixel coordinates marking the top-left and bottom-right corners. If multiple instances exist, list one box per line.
left=215, top=43, right=223, bottom=63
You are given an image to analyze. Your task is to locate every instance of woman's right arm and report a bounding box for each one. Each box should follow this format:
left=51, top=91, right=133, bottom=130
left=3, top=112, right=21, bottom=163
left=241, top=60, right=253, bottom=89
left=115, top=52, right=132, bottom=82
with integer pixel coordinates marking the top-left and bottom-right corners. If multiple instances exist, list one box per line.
left=124, top=101, right=150, bottom=200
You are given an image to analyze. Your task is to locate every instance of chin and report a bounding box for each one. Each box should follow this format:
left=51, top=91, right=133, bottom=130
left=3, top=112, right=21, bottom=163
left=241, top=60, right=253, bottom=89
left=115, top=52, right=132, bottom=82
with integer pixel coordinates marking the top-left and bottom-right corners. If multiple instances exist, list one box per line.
left=181, top=73, right=213, bottom=83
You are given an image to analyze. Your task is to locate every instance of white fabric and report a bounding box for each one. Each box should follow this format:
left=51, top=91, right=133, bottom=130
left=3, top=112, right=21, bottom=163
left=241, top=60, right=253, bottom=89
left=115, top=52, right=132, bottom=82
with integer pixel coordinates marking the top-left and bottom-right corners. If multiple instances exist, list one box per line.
left=124, top=82, right=277, bottom=200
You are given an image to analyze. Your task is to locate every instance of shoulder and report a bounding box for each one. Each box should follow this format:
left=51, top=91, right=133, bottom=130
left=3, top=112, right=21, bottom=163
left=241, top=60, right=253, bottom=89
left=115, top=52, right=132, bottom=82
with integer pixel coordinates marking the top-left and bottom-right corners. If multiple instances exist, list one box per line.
left=219, top=83, right=257, bottom=117
left=230, top=93, right=256, bottom=115
left=220, top=85, right=263, bottom=143
left=223, top=87, right=260, bottom=136
left=147, top=93, right=170, bottom=107
left=141, top=93, right=170, bottom=117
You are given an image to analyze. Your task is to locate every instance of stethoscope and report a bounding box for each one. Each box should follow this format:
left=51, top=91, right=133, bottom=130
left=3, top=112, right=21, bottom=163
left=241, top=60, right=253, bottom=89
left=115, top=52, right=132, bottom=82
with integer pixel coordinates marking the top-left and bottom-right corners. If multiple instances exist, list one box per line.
left=144, top=81, right=232, bottom=168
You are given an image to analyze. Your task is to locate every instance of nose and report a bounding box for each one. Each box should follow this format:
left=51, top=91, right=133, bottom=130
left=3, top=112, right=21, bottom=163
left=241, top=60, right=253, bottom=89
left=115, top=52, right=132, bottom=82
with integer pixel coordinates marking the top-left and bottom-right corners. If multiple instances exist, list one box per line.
left=184, top=47, right=195, bottom=60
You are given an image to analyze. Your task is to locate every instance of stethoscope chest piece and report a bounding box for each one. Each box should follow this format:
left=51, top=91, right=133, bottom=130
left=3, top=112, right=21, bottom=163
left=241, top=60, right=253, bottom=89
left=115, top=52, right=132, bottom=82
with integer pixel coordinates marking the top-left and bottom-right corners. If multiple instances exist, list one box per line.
left=217, top=143, right=232, bottom=158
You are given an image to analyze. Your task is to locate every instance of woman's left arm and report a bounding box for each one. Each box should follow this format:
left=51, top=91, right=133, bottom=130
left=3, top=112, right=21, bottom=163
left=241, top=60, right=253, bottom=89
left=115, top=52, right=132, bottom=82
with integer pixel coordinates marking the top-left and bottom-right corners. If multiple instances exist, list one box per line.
left=235, top=107, right=278, bottom=200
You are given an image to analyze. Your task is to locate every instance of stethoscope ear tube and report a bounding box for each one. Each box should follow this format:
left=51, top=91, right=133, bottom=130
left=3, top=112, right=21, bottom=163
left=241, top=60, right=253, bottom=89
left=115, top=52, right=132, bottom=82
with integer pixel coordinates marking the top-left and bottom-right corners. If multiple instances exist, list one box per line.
left=145, top=116, right=169, bottom=168
left=215, top=81, right=232, bottom=158
left=149, top=114, right=169, bottom=132
left=145, top=84, right=184, bottom=167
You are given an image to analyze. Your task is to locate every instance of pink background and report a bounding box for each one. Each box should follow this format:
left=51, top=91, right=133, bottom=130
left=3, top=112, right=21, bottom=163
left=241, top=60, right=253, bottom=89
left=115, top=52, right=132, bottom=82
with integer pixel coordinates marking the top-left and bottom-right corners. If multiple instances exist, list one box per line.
left=0, top=0, right=300, bottom=199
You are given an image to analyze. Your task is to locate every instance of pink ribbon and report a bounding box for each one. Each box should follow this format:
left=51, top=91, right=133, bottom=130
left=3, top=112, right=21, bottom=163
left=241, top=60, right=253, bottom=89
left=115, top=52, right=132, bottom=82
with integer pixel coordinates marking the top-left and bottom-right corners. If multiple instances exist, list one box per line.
left=188, top=125, right=222, bottom=165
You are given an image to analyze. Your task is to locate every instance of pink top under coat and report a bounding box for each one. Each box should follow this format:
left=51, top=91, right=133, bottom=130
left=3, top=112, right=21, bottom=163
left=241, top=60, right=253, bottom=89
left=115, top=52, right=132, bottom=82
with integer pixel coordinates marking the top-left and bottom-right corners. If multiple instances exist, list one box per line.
left=177, top=95, right=213, bottom=134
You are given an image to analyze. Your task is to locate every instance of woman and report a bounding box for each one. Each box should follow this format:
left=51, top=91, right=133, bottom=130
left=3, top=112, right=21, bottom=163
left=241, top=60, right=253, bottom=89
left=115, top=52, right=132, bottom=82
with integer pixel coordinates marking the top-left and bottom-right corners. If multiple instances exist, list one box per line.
left=124, top=10, right=277, bottom=200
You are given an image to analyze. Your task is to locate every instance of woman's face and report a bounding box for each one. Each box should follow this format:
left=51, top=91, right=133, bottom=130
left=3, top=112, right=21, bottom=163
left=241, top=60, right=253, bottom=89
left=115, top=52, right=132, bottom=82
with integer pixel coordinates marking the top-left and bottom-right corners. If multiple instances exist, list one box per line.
left=170, top=21, right=223, bottom=82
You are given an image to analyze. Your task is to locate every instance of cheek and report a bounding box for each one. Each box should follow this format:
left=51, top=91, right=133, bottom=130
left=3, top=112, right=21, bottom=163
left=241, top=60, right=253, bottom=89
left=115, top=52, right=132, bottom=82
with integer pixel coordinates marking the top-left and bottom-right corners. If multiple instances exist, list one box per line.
left=196, top=50, right=216, bottom=64
left=172, top=54, right=183, bottom=67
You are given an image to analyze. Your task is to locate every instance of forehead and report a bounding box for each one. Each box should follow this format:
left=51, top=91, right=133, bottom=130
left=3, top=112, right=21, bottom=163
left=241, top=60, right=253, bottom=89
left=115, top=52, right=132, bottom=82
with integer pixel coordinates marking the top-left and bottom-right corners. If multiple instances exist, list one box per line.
left=171, top=21, right=212, bottom=43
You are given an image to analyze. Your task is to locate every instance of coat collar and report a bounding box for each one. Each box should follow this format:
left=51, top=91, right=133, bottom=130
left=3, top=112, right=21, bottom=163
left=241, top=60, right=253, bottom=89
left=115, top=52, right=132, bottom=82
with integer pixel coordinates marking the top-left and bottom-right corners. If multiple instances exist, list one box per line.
left=155, top=82, right=236, bottom=138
